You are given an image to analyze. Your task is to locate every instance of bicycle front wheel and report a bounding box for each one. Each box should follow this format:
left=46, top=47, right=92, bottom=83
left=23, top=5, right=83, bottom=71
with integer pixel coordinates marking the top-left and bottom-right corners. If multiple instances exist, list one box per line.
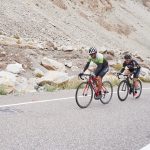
left=75, top=82, right=93, bottom=108
left=117, top=80, right=129, bottom=101
left=100, top=81, right=113, bottom=104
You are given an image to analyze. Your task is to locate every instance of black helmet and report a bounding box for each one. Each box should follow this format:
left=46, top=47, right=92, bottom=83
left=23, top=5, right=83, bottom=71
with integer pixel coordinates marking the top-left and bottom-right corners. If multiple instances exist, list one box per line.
left=89, top=47, right=97, bottom=54
left=124, top=54, right=131, bottom=59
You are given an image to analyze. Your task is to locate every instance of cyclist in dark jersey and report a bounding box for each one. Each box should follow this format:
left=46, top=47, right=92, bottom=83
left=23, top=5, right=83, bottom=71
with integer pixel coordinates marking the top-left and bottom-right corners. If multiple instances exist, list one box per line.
left=119, top=54, right=141, bottom=96
left=79, top=47, right=109, bottom=97
left=120, top=54, right=141, bottom=78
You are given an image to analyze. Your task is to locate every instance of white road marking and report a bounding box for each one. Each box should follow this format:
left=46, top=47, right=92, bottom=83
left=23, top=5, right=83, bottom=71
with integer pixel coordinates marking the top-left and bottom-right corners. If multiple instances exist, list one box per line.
left=140, top=143, right=150, bottom=150
left=0, top=96, right=75, bottom=108
left=142, top=88, right=150, bottom=90
left=0, top=88, right=149, bottom=108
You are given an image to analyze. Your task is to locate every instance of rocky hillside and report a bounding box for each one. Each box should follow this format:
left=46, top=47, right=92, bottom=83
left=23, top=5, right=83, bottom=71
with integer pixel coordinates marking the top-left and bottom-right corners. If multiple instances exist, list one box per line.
left=1, top=0, right=150, bottom=56
left=0, top=0, right=150, bottom=94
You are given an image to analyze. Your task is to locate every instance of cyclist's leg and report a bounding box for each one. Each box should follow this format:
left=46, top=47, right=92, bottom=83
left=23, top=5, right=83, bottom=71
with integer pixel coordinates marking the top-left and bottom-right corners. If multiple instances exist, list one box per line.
left=133, top=70, right=140, bottom=90
left=133, top=70, right=140, bottom=97
left=96, top=76, right=102, bottom=94
left=95, top=65, right=109, bottom=94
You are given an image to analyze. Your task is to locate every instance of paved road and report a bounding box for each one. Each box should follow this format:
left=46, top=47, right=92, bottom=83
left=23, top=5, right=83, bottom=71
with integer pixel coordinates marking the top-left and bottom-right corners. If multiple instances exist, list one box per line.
left=0, top=84, right=150, bottom=150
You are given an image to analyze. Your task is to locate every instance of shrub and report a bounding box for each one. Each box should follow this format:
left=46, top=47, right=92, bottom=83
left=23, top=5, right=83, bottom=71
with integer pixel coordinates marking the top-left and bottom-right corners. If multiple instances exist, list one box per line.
left=0, top=85, right=7, bottom=95
left=112, top=63, right=122, bottom=71
left=44, top=84, right=57, bottom=92
left=139, top=76, right=150, bottom=82
left=62, top=77, right=82, bottom=89
left=103, top=75, right=120, bottom=86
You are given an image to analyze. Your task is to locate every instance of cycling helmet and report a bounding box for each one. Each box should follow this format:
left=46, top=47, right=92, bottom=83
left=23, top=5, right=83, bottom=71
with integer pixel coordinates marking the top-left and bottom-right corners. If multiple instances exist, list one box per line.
left=124, top=54, right=131, bottom=59
left=89, top=47, right=97, bottom=55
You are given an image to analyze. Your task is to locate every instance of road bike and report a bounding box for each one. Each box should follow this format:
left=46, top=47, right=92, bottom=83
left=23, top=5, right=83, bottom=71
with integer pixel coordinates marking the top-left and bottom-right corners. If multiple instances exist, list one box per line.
left=117, top=73, right=142, bottom=101
left=75, top=74, right=113, bottom=108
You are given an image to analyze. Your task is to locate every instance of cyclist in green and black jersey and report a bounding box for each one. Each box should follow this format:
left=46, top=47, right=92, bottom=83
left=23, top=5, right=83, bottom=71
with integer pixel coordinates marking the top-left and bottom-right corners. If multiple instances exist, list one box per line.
left=79, top=47, right=109, bottom=97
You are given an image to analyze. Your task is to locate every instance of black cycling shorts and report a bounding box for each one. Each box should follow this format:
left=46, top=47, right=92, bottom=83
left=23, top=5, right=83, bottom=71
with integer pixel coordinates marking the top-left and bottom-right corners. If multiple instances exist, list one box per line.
left=95, top=65, right=109, bottom=77
left=133, top=69, right=140, bottom=78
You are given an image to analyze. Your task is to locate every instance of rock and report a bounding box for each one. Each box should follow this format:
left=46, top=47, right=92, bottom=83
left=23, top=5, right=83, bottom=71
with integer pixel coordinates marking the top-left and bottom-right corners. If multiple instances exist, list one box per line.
left=135, top=55, right=144, bottom=62
left=143, top=0, right=150, bottom=8
left=140, top=67, right=150, bottom=76
left=41, top=57, right=66, bottom=72
left=64, top=61, right=72, bottom=68
left=107, top=50, right=114, bottom=56
left=57, top=46, right=62, bottom=51
left=34, top=68, right=44, bottom=78
left=62, top=45, right=74, bottom=52
left=0, top=62, right=5, bottom=69
left=117, top=59, right=122, bottom=64
left=0, top=35, right=18, bottom=46
left=99, top=46, right=108, bottom=53
left=26, top=78, right=37, bottom=92
left=0, top=51, right=6, bottom=57
left=108, top=60, right=117, bottom=67
left=44, top=41, right=55, bottom=49
left=139, top=62, right=149, bottom=69
left=0, top=46, right=4, bottom=50
left=15, top=76, right=28, bottom=92
left=0, top=71, right=17, bottom=86
left=104, top=54, right=114, bottom=60
left=37, top=71, right=69, bottom=86
left=6, top=63, right=25, bottom=74
left=122, top=51, right=130, bottom=56
left=71, top=66, right=79, bottom=72
left=0, top=71, right=16, bottom=94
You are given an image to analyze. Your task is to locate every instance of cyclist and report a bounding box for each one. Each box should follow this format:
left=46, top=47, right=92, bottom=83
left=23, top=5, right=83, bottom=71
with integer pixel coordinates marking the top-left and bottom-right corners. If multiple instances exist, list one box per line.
left=119, top=54, right=141, bottom=96
left=79, top=47, right=109, bottom=98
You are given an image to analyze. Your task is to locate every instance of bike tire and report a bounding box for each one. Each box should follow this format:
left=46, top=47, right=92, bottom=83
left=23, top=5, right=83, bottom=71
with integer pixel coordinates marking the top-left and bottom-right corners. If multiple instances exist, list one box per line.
left=100, top=81, right=113, bottom=104
left=75, top=82, right=93, bottom=108
left=117, top=80, right=129, bottom=101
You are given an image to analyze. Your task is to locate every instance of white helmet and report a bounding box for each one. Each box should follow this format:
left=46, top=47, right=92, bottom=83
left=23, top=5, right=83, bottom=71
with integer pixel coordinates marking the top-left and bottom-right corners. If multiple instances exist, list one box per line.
left=89, top=47, right=97, bottom=54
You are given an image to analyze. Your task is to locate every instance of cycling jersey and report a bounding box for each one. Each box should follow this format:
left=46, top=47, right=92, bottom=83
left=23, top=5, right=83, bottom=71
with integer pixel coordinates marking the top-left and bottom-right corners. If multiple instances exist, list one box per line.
left=83, top=53, right=108, bottom=77
left=120, top=60, right=141, bottom=77
left=88, top=53, right=104, bottom=63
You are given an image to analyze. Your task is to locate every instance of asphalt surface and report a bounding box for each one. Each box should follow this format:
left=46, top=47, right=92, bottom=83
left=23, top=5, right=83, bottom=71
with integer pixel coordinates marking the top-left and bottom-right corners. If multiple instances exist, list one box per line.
left=0, top=84, right=150, bottom=150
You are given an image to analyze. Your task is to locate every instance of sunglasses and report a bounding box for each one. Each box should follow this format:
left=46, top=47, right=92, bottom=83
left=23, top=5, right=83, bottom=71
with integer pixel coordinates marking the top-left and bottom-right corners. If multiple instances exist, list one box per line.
left=90, top=53, right=96, bottom=56
left=125, top=59, right=131, bottom=61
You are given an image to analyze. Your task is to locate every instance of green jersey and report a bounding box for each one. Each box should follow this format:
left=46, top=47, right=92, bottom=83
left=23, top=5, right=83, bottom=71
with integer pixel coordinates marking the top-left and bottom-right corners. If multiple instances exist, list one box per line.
left=88, top=53, right=105, bottom=65
left=83, top=53, right=108, bottom=73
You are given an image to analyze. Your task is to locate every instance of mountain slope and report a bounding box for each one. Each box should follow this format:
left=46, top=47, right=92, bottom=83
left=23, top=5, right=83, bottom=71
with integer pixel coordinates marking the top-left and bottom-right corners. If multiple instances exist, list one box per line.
left=0, top=0, right=150, bottom=57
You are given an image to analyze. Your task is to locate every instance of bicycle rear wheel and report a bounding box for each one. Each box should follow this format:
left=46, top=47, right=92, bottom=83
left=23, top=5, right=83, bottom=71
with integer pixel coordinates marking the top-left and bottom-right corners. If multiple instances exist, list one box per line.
left=117, top=80, right=129, bottom=101
left=133, top=79, right=142, bottom=99
left=100, top=81, right=113, bottom=104
left=75, top=82, right=93, bottom=108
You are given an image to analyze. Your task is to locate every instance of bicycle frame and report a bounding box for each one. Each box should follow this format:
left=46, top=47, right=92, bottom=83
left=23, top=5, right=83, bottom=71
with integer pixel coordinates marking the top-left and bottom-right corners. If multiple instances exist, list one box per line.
left=83, top=75, right=105, bottom=97
left=118, top=74, right=131, bottom=87
left=85, top=76, right=99, bottom=96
